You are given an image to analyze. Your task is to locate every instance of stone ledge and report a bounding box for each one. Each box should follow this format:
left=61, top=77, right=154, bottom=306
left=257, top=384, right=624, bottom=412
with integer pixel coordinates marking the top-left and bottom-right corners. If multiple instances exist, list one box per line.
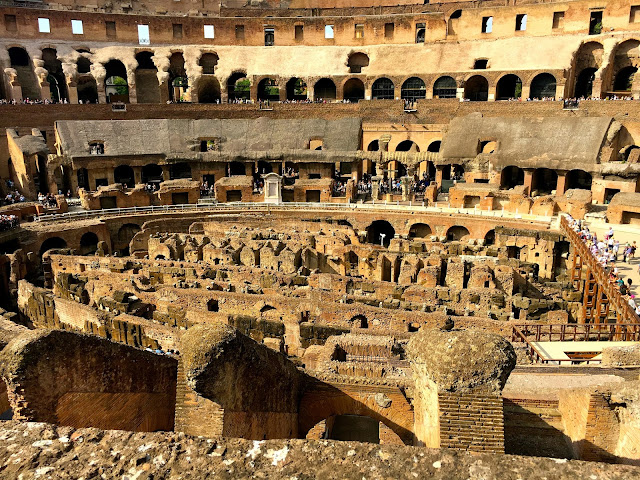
left=0, top=421, right=638, bottom=479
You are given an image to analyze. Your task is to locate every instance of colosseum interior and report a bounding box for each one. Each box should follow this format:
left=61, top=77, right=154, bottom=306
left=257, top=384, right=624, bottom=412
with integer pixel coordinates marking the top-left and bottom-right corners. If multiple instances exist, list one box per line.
left=2, top=0, right=640, bottom=477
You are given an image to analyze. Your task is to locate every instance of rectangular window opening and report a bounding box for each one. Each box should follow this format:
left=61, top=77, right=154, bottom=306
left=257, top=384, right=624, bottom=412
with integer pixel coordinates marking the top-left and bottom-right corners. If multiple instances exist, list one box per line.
left=4, top=14, right=17, bottom=33
left=384, top=22, right=394, bottom=38
left=482, top=16, right=493, bottom=34
left=173, top=23, right=183, bottom=39
left=106, top=21, right=116, bottom=38
left=474, top=59, right=488, bottom=69
left=631, top=6, right=640, bottom=23
left=589, top=11, right=603, bottom=35
left=71, top=19, right=83, bottom=35
left=295, top=24, right=304, bottom=41
left=355, top=23, right=364, bottom=39
left=38, top=17, right=50, bottom=34
left=325, top=25, right=334, bottom=39
left=204, top=24, right=214, bottom=39
left=415, top=23, right=425, bottom=43
left=515, top=14, right=527, bottom=31
left=264, top=27, right=275, bottom=46
left=235, top=24, right=245, bottom=40
left=553, top=11, right=565, bottom=29
left=138, top=24, right=150, bottom=45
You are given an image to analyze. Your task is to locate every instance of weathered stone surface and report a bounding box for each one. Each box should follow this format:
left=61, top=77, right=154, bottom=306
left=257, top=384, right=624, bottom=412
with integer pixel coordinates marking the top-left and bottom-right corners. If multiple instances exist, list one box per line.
left=0, top=421, right=637, bottom=479
left=602, top=344, right=640, bottom=367
left=406, top=328, right=516, bottom=393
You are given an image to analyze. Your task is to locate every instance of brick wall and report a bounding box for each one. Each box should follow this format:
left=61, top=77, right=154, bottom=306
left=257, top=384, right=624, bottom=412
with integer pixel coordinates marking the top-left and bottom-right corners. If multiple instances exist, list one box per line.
left=438, top=392, right=504, bottom=453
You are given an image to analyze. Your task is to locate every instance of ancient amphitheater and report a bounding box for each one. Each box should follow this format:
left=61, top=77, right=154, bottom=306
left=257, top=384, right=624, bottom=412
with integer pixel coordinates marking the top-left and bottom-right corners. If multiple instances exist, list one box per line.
left=2, top=0, right=640, bottom=478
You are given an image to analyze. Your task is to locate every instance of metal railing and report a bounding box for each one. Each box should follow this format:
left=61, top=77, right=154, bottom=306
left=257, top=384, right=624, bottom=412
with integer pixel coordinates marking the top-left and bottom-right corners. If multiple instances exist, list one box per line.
left=32, top=201, right=556, bottom=225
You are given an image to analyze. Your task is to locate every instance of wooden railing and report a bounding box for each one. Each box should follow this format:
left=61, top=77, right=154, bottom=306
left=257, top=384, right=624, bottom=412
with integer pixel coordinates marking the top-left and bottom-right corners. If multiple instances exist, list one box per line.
left=560, top=215, right=639, bottom=325
left=512, top=323, right=640, bottom=343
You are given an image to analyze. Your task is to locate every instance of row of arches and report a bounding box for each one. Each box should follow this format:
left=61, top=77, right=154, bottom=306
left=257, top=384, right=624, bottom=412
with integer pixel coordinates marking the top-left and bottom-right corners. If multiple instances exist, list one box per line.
left=500, top=167, right=593, bottom=194
left=366, top=220, right=480, bottom=247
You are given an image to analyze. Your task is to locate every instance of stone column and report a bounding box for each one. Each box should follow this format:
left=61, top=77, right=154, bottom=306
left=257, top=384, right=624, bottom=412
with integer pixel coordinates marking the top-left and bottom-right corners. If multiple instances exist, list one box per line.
left=127, top=69, right=137, bottom=104
left=556, top=170, right=568, bottom=196
left=335, top=81, right=344, bottom=102
left=520, top=84, right=530, bottom=100
left=133, top=167, right=142, bottom=185
left=435, top=165, right=444, bottom=188
left=487, top=84, right=496, bottom=102
left=407, top=328, right=516, bottom=452
left=523, top=169, right=534, bottom=195
left=364, top=82, right=372, bottom=101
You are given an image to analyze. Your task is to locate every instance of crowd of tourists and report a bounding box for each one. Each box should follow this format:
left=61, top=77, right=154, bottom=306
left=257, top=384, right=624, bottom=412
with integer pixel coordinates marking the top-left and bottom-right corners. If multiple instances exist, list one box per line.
left=0, top=214, right=19, bottom=231
left=356, top=173, right=373, bottom=195
left=37, top=192, right=59, bottom=208
left=3, top=190, right=26, bottom=205
left=200, top=181, right=214, bottom=197
left=567, top=216, right=640, bottom=317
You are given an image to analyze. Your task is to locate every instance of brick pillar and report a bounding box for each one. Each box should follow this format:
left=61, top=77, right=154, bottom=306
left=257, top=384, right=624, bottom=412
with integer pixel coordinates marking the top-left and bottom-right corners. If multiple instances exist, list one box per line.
left=523, top=169, right=534, bottom=195
left=435, top=166, right=444, bottom=188
left=556, top=170, right=568, bottom=196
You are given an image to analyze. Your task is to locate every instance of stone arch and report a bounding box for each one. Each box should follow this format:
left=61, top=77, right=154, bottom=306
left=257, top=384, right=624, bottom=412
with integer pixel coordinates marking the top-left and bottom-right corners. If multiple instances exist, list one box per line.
left=401, top=77, right=426, bottom=101
left=575, top=68, right=597, bottom=98
left=343, top=78, right=364, bottom=102
left=42, top=48, right=68, bottom=102
left=257, top=77, right=279, bottom=101
left=409, top=223, right=432, bottom=238
left=371, top=77, right=394, bottom=100
left=134, top=51, right=160, bottom=104
left=227, top=72, right=250, bottom=101
left=314, top=78, right=336, bottom=100
left=350, top=314, right=368, bottom=328
left=566, top=169, right=592, bottom=190
left=8, top=47, right=40, bottom=100
left=446, top=225, right=470, bottom=241
left=501, top=166, right=525, bottom=189
left=610, top=39, right=640, bottom=93
left=366, top=220, right=395, bottom=247
left=79, top=232, right=99, bottom=255
left=347, top=52, right=369, bottom=73
left=168, top=52, right=188, bottom=102
left=197, top=76, right=221, bottom=103
left=142, top=163, right=163, bottom=183
left=199, top=52, right=218, bottom=75
left=432, top=75, right=457, bottom=99
left=39, top=236, right=67, bottom=255
left=169, top=162, right=192, bottom=180
left=395, top=140, right=419, bottom=152
left=575, top=41, right=605, bottom=71
left=484, top=229, right=496, bottom=246
left=496, top=74, right=522, bottom=100
left=104, top=59, right=129, bottom=103
left=530, top=73, right=556, bottom=99
left=464, top=75, right=488, bottom=101
left=427, top=141, right=441, bottom=152
left=620, top=144, right=640, bottom=161
left=286, top=77, right=307, bottom=100
left=114, top=165, right=134, bottom=187
left=116, top=223, right=141, bottom=254
left=367, top=140, right=380, bottom=151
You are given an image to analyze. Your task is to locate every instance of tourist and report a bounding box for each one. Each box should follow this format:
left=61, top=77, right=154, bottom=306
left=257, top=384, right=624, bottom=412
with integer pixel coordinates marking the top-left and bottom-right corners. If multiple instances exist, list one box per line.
left=0, top=214, right=19, bottom=231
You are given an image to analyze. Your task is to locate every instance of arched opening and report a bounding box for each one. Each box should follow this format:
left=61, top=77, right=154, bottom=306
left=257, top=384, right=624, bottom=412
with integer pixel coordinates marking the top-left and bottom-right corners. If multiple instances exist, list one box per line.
left=496, top=74, right=522, bottom=100
left=395, top=140, right=419, bottom=152
left=575, top=68, right=597, bottom=98
left=351, top=315, right=368, bottom=329
left=227, top=72, right=250, bottom=101
left=134, top=51, right=160, bottom=104
left=314, top=78, right=336, bottom=101
left=446, top=225, right=470, bottom=242
left=42, top=48, right=68, bottom=102
left=613, top=66, right=637, bottom=93
left=116, top=223, right=141, bottom=255
left=142, top=164, right=163, bottom=184
left=197, top=76, right=221, bottom=103
left=286, top=77, right=307, bottom=100
left=371, top=78, right=394, bottom=100
left=258, top=78, right=279, bottom=101
left=79, top=232, right=99, bottom=255
left=168, top=52, right=188, bottom=102
left=169, top=162, right=192, bottom=180
left=620, top=145, right=640, bottom=161
left=114, top=165, right=134, bottom=188
left=34, top=155, right=48, bottom=194
left=401, top=77, right=426, bottom=101
left=77, top=56, right=92, bottom=74
left=530, top=73, right=556, bottom=99
left=566, top=169, right=593, bottom=190
left=104, top=59, right=129, bottom=103
left=367, top=140, right=379, bottom=151
left=433, top=76, right=457, bottom=99
left=228, top=161, right=246, bottom=176
left=366, top=220, right=395, bottom=247
left=207, top=299, right=219, bottom=312
left=501, top=166, right=525, bottom=189
left=343, top=78, right=364, bottom=102
left=257, top=161, right=273, bottom=175
left=532, top=168, right=558, bottom=195
left=77, top=76, right=98, bottom=104
left=347, top=52, right=369, bottom=74
left=409, top=223, right=432, bottom=238
left=464, top=75, right=489, bottom=101
left=9, top=47, right=40, bottom=100
left=54, top=165, right=72, bottom=194
left=40, top=237, right=67, bottom=255
left=199, top=53, right=218, bottom=75
left=427, top=141, right=441, bottom=152
left=388, top=161, right=406, bottom=178
left=448, top=10, right=462, bottom=35
left=484, top=229, right=495, bottom=246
